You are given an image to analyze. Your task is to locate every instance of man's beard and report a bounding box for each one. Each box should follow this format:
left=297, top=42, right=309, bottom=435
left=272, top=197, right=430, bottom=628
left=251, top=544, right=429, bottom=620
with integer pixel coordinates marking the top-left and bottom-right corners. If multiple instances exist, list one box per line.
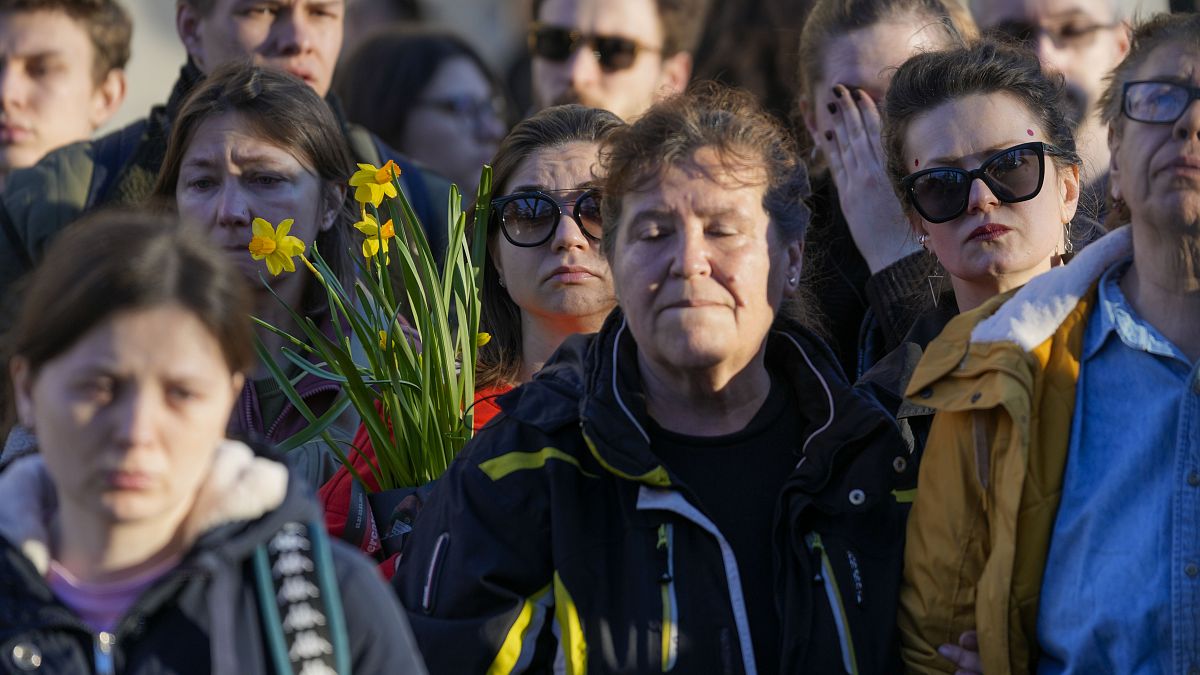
left=1062, top=82, right=1091, bottom=130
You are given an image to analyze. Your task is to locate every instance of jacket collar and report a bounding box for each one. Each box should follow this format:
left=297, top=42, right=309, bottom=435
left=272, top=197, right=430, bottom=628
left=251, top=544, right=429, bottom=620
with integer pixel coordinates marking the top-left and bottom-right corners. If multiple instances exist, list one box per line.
left=0, top=441, right=288, bottom=576
left=907, top=226, right=1133, bottom=397
left=502, top=309, right=864, bottom=489
left=969, top=226, right=1133, bottom=350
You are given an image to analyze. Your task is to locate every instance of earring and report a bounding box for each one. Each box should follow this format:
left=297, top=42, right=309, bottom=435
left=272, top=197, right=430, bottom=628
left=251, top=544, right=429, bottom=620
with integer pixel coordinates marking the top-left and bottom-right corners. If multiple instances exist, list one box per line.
left=1063, top=223, right=1074, bottom=254
left=927, top=258, right=944, bottom=309
left=788, top=274, right=798, bottom=285
left=917, top=233, right=929, bottom=247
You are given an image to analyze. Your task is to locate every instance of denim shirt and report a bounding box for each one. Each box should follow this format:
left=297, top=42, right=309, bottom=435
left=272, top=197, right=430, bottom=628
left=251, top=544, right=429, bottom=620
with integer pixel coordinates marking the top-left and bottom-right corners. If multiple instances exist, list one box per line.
left=1037, top=259, right=1200, bottom=674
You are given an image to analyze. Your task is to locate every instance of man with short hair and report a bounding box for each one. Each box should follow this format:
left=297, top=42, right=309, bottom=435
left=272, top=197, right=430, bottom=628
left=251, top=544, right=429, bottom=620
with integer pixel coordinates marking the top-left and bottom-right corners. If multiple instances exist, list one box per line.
left=970, top=0, right=1130, bottom=204
left=0, top=0, right=449, bottom=309
left=528, top=0, right=705, bottom=121
left=0, top=0, right=129, bottom=188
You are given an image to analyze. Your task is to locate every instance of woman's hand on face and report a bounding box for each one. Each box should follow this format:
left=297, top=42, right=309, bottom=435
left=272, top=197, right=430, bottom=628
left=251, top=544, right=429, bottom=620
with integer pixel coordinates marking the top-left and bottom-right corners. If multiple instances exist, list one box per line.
left=818, top=85, right=921, bottom=273
left=937, top=630, right=983, bottom=675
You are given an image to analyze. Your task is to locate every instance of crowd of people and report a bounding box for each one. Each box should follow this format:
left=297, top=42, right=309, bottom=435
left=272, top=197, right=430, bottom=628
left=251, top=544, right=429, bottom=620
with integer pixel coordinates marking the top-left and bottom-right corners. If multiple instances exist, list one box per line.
left=0, top=0, right=1197, bottom=673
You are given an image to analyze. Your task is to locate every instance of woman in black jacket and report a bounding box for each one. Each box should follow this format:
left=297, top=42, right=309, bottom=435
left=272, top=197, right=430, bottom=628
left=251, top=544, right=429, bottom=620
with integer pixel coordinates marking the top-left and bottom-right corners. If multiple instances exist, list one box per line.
left=396, top=85, right=909, bottom=674
left=0, top=212, right=425, bottom=674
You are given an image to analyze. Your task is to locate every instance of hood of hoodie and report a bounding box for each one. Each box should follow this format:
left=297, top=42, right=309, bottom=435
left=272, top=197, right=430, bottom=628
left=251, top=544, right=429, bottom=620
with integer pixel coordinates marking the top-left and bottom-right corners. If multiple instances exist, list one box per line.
left=496, top=308, right=897, bottom=499
left=0, top=440, right=299, bottom=578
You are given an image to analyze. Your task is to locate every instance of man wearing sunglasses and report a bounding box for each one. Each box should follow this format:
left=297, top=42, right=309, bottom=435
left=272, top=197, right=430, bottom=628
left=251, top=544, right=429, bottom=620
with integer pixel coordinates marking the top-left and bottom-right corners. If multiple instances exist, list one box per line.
left=528, top=0, right=705, bottom=121
left=970, top=0, right=1133, bottom=205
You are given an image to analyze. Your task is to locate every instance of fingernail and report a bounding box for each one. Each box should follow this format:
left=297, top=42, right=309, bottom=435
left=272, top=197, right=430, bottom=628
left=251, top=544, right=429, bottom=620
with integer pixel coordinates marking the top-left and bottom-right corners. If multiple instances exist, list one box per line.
left=824, top=131, right=833, bottom=141
left=851, top=89, right=862, bottom=101
left=832, top=87, right=842, bottom=97
left=827, top=102, right=837, bottom=114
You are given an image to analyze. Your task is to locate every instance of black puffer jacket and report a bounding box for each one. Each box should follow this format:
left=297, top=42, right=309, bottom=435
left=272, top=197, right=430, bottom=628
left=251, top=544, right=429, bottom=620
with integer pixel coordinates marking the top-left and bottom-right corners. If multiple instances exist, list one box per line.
left=396, top=311, right=911, bottom=674
left=0, top=442, right=426, bottom=674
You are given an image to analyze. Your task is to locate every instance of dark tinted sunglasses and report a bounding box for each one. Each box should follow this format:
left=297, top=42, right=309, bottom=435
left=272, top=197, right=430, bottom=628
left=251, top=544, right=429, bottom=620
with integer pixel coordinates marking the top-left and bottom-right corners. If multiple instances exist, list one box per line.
left=1123, top=80, right=1200, bottom=124
left=528, top=24, right=658, bottom=72
left=491, top=189, right=603, bottom=247
left=902, top=142, right=1069, bottom=224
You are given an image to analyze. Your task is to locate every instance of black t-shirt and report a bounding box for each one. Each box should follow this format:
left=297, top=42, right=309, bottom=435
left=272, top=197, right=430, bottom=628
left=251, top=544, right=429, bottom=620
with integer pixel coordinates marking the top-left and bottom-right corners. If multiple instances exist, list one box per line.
left=647, top=374, right=802, bottom=675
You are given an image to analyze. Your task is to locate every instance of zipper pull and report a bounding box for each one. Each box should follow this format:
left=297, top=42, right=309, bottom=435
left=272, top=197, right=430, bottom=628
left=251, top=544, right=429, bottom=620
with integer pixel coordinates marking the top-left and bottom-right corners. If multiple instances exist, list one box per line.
left=94, top=632, right=116, bottom=675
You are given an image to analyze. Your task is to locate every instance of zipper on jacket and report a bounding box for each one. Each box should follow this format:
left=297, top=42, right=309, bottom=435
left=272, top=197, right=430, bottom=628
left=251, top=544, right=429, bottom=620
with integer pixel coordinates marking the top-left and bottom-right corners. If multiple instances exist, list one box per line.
left=656, top=523, right=678, bottom=672
left=804, top=533, right=859, bottom=675
left=94, top=631, right=116, bottom=675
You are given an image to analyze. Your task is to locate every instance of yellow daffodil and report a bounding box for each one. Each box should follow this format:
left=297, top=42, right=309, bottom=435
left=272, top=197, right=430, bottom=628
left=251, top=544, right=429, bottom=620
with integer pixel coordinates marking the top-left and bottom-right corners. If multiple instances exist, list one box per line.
left=476, top=332, right=492, bottom=347
left=378, top=330, right=389, bottom=350
left=354, top=210, right=396, bottom=262
left=248, top=218, right=306, bottom=276
left=349, top=160, right=401, bottom=207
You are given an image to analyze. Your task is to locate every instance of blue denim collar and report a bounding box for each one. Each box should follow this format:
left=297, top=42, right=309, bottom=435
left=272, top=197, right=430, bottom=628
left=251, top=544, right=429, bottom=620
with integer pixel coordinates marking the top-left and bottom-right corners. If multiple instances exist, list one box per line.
left=1085, top=257, right=1188, bottom=363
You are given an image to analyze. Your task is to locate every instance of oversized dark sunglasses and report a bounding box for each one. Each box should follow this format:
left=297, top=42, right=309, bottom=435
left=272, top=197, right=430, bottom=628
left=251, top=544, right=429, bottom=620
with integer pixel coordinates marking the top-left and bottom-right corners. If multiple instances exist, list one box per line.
left=490, top=189, right=603, bottom=247
left=528, top=24, right=659, bottom=72
left=901, top=142, right=1070, bottom=224
left=1123, top=80, right=1200, bottom=124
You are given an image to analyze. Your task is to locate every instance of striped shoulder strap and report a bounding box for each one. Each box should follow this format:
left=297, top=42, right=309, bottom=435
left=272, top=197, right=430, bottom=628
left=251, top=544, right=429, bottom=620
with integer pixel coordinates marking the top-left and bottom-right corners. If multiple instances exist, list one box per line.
left=252, top=521, right=352, bottom=675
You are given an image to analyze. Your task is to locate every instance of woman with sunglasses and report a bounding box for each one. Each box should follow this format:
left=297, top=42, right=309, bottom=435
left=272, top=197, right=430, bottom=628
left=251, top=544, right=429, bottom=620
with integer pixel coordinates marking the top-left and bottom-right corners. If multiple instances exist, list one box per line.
left=851, top=39, right=1092, bottom=673
left=797, top=0, right=978, bottom=376
left=318, top=104, right=623, bottom=574
left=862, top=39, right=1093, bottom=420
left=900, top=15, right=1200, bottom=674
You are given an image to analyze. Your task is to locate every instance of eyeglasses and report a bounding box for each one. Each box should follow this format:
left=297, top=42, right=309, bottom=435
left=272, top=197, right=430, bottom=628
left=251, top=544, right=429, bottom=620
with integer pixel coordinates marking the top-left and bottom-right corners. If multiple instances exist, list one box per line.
left=901, top=142, right=1070, bottom=224
left=988, top=19, right=1119, bottom=50
left=416, top=94, right=507, bottom=134
left=1122, top=80, right=1200, bottom=124
left=491, top=188, right=603, bottom=247
left=528, top=23, right=659, bottom=72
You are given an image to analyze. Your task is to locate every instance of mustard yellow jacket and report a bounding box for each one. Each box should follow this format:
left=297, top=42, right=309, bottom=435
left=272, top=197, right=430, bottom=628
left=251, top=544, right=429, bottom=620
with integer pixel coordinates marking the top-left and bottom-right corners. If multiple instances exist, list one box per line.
left=898, top=227, right=1133, bottom=675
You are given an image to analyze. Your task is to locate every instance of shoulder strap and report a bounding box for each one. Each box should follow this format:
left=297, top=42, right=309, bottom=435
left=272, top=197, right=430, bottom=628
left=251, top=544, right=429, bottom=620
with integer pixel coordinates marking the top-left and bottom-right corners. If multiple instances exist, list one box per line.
left=252, top=521, right=352, bottom=675
left=85, top=119, right=148, bottom=209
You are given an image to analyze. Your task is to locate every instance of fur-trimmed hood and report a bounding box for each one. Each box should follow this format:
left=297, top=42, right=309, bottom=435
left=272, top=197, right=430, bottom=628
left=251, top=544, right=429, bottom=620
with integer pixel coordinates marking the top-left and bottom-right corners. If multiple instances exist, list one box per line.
left=969, top=226, right=1133, bottom=351
left=0, top=440, right=289, bottom=576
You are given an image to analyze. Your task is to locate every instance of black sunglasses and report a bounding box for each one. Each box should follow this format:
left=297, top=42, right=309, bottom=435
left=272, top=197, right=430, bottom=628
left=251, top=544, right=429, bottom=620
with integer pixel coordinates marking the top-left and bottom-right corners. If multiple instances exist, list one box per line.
left=528, top=24, right=659, bottom=72
left=902, top=142, right=1069, bottom=224
left=490, top=189, right=603, bottom=247
left=1123, top=80, right=1200, bottom=124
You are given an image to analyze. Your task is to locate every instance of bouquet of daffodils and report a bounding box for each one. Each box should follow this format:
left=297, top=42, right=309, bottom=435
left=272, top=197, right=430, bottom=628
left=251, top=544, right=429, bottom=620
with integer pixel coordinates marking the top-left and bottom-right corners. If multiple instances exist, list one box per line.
left=250, top=161, right=491, bottom=491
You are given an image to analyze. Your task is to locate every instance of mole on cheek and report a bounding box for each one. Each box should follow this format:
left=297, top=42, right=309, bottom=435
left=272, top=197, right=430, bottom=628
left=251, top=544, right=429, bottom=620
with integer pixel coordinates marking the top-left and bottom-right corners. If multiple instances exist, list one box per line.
left=1027, top=129, right=1035, bottom=136
left=914, top=159, right=920, bottom=167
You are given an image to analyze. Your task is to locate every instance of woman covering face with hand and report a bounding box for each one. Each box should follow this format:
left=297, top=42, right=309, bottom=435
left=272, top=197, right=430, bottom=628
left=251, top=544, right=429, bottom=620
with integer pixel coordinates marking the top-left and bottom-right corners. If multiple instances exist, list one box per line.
left=394, top=85, right=909, bottom=674
left=797, top=0, right=977, bottom=375
left=0, top=214, right=425, bottom=674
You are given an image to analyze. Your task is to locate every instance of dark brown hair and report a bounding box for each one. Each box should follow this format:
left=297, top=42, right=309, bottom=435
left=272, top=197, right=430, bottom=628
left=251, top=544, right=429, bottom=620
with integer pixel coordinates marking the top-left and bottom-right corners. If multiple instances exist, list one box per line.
left=0, top=0, right=131, bottom=82
left=796, top=0, right=977, bottom=157
left=334, top=27, right=507, bottom=153
left=476, top=104, right=624, bottom=390
left=600, top=82, right=819, bottom=328
left=8, top=210, right=254, bottom=377
left=531, top=0, right=709, bottom=57
left=1098, top=12, right=1200, bottom=225
left=601, top=82, right=810, bottom=253
left=882, top=40, right=1083, bottom=222
left=151, top=62, right=355, bottom=308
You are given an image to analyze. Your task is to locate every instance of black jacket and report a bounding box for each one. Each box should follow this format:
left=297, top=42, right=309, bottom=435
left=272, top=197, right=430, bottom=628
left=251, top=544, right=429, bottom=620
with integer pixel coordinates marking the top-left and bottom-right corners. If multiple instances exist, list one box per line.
left=0, top=445, right=427, bottom=674
left=395, top=311, right=911, bottom=674
left=804, top=174, right=934, bottom=379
